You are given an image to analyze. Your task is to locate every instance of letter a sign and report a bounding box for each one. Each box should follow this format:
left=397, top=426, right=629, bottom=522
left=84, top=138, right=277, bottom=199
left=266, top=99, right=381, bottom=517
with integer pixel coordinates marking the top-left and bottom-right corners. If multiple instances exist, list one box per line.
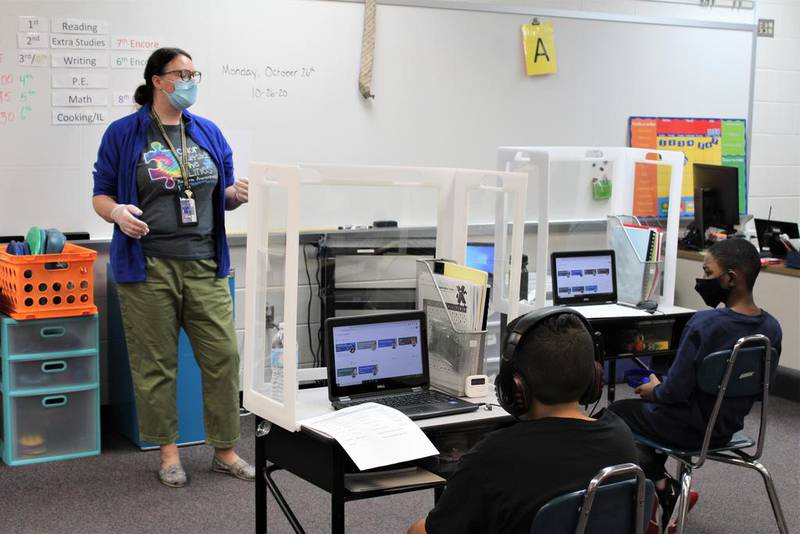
left=522, top=21, right=557, bottom=76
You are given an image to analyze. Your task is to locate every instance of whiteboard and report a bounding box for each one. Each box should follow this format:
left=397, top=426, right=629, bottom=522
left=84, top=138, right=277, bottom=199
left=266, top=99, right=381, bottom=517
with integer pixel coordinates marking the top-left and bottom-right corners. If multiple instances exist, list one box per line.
left=0, top=0, right=754, bottom=238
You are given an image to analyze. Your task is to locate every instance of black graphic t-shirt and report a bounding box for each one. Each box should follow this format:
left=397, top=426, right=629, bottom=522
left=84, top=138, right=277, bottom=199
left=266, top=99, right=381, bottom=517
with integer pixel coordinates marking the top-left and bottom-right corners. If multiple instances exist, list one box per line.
left=136, top=120, right=218, bottom=259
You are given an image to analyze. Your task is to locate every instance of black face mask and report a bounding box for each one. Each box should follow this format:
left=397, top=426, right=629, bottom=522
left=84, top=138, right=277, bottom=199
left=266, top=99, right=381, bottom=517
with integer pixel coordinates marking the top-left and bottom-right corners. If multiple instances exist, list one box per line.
left=694, top=274, right=731, bottom=308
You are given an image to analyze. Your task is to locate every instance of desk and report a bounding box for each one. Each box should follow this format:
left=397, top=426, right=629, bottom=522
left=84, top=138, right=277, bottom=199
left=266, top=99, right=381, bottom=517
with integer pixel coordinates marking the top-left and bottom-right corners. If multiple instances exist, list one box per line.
left=254, top=388, right=513, bottom=534
left=574, top=305, right=695, bottom=402
left=507, top=304, right=695, bottom=402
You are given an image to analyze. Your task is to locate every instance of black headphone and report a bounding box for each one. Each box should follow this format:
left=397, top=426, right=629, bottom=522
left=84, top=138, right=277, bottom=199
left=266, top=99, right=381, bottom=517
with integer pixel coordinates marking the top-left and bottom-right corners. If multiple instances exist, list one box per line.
left=495, top=307, right=605, bottom=419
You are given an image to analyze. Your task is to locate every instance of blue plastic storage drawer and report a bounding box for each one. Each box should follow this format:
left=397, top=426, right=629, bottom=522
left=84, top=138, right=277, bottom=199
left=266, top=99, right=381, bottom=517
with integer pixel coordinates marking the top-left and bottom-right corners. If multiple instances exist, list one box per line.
left=1, top=388, right=99, bottom=465
left=8, top=354, right=98, bottom=392
left=3, top=316, right=98, bottom=358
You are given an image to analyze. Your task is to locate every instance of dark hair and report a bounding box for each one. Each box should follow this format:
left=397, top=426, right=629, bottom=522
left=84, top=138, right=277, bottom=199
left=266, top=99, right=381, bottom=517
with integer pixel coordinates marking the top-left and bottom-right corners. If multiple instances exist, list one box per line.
left=708, top=237, right=761, bottom=290
left=133, top=47, right=192, bottom=106
left=515, top=313, right=594, bottom=405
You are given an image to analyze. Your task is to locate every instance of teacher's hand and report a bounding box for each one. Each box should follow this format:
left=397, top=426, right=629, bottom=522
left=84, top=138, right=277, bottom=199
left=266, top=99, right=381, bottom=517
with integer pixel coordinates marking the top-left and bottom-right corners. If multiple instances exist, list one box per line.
left=111, top=204, right=149, bottom=239
left=233, top=178, right=249, bottom=204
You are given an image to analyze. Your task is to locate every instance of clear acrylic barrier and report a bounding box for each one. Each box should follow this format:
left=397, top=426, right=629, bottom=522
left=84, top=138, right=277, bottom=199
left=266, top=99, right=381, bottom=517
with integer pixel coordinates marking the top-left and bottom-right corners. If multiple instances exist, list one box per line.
left=243, top=163, right=527, bottom=430
left=498, top=147, right=684, bottom=316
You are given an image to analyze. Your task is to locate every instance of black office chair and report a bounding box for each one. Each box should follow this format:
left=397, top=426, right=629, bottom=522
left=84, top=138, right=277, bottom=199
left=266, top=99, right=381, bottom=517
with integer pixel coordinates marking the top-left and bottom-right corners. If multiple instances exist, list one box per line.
left=633, top=334, right=788, bottom=534
left=530, top=463, right=655, bottom=534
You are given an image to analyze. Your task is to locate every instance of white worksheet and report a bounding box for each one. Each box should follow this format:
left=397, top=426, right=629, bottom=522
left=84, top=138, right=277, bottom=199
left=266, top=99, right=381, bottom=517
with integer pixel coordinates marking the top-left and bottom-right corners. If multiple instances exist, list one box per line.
left=299, top=403, right=439, bottom=471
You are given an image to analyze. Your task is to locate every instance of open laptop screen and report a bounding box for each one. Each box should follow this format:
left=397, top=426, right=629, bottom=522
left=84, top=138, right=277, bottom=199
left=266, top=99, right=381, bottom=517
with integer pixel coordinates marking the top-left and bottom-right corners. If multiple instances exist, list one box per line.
left=551, top=250, right=617, bottom=306
left=326, top=311, right=430, bottom=400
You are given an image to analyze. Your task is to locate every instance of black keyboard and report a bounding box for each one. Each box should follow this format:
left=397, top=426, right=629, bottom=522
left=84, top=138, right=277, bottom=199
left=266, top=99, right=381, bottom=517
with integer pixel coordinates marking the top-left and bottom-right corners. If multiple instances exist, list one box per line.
left=337, top=390, right=454, bottom=409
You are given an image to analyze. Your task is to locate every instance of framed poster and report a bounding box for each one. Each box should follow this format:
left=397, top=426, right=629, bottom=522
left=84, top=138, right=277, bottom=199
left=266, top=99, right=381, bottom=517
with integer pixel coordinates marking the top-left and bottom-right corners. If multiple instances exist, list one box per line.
left=628, top=117, right=747, bottom=218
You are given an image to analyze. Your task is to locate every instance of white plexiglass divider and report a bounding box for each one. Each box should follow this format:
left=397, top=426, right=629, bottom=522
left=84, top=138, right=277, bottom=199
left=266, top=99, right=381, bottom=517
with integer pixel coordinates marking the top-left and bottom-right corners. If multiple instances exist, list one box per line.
left=243, top=163, right=527, bottom=430
left=497, top=147, right=684, bottom=317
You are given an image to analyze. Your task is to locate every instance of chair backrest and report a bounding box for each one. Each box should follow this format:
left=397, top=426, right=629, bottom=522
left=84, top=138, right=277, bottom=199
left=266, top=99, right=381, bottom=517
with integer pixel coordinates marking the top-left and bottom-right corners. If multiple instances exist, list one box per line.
left=694, top=334, right=775, bottom=465
left=530, top=463, right=654, bottom=534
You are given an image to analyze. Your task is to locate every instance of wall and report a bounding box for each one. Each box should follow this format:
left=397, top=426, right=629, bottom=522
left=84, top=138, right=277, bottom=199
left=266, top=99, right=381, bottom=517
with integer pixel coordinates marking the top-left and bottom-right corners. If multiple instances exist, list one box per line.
left=750, top=0, right=800, bottom=224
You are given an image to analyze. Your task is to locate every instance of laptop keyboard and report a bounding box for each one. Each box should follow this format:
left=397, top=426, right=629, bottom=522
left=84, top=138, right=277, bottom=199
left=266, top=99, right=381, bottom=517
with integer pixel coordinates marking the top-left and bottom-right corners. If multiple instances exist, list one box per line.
left=339, top=390, right=455, bottom=409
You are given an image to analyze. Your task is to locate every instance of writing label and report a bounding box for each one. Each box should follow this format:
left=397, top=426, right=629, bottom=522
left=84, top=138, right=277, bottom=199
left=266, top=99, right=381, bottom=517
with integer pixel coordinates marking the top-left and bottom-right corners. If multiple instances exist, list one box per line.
left=112, top=91, right=135, bottom=107
left=51, top=51, right=108, bottom=69
left=17, top=32, right=49, bottom=49
left=52, top=108, right=109, bottom=125
left=52, top=71, right=109, bottom=89
left=52, top=90, right=108, bottom=107
left=18, top=51, right=50, bottom=67
left=111, top=53, right=148, bottom=70
left=51, top=18, right=108, bottom=35
left=19, top=16, right=47, bottom=32
left=50, top=33, right=109, bottom=49
left=112, top=36, right=161, bottom=51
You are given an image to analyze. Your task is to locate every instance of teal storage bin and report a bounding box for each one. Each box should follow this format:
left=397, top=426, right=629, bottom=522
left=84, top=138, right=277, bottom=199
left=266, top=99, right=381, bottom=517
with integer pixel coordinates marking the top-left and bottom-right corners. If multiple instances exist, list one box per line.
left=0, top=313, right=100, bottom=466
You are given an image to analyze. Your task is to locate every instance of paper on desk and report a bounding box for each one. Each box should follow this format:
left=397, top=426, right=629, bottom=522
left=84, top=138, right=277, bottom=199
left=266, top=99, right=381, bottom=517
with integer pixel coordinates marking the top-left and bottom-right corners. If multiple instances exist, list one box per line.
left=299, top=403, right=439, bottom=471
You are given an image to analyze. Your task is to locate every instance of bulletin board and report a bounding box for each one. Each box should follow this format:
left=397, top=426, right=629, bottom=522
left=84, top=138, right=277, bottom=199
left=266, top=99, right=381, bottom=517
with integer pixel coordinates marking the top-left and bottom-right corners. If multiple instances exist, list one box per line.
left=629, top=116, right=747, bottom=218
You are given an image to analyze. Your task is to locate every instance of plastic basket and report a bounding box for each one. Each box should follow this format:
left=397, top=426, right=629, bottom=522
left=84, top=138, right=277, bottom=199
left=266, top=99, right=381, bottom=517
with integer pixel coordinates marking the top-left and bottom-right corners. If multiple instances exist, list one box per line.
left=0, top=243, right=97, bottom=320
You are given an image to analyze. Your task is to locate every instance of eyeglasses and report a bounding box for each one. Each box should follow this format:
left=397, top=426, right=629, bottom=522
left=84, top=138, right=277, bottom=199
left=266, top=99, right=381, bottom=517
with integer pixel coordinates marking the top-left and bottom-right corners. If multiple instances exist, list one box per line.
left=161, top=70, right=202, bottom=83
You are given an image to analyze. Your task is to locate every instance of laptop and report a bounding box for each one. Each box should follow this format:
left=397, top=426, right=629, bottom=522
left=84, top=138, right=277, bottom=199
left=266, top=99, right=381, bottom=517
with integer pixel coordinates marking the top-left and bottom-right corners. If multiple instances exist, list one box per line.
left=325, top=311, right=480, bottom=420
left=551, top=250, right=619, bottom=306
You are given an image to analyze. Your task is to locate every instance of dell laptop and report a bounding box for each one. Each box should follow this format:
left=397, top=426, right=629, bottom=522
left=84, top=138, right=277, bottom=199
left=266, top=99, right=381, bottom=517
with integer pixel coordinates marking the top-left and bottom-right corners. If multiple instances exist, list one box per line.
left=325, top=311, right=479, bottom=420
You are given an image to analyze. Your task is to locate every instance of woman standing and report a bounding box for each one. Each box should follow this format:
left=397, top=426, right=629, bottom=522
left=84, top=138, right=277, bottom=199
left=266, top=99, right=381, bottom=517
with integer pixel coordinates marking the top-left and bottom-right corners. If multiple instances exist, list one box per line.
left=93, top=47, right=252, bottom=487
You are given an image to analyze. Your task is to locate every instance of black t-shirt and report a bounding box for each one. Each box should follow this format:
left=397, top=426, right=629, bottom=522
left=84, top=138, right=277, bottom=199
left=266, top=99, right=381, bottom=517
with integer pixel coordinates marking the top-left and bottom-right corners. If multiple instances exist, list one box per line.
left=136, top=120, right=218, bottom=259
left=425, top=411, right=638, bottom=534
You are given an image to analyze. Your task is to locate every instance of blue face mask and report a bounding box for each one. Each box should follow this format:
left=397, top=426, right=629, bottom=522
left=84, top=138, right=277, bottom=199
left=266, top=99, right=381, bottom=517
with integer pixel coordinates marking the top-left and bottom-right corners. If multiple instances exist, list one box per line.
left=164, top=79, right=197, bottom=110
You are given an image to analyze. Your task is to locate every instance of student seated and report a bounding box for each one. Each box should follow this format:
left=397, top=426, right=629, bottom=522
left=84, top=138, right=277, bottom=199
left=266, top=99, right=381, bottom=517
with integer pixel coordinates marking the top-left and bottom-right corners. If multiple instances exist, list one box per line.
left=408, top=309, right=638, bottom=534
left=609, top=238, right=782, bottom=524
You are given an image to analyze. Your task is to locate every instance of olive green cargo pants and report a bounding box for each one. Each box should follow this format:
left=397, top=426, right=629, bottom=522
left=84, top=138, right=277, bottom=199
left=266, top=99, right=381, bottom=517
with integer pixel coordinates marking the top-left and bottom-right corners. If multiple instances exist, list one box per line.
left=117, top=257, right=240, bottom=448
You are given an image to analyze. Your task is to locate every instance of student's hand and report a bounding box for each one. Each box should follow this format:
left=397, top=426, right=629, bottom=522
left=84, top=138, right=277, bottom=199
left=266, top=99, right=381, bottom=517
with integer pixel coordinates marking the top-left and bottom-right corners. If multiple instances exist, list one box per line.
left=111, top=204, right=149, bottom=239
left=634, top=374, right=661, bottom=401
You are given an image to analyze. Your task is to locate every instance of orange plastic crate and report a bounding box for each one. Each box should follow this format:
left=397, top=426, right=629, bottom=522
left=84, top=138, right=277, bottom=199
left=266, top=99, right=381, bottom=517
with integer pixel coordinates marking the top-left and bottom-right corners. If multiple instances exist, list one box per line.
left=0, top=243, right=98, bottom=320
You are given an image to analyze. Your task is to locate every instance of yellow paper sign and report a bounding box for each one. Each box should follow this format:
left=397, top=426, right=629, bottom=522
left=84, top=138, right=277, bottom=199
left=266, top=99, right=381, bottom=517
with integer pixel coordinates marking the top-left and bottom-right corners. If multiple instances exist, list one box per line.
left=522, top=22, right=557, bottom=76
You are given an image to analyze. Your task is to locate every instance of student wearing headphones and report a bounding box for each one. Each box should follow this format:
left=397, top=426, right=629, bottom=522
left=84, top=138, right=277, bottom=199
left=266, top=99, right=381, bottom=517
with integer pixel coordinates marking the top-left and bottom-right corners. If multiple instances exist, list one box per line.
left=609, top=238, right=782, bottom=528
left=408, top=309, right=637, bottom=534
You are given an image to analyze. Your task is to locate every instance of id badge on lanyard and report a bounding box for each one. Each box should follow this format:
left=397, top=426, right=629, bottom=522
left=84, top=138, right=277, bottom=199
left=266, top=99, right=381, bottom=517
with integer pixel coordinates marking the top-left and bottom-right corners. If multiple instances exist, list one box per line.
left=177, top=191, right=198, bottom=226
left=152, top=110, right=198, bottom=227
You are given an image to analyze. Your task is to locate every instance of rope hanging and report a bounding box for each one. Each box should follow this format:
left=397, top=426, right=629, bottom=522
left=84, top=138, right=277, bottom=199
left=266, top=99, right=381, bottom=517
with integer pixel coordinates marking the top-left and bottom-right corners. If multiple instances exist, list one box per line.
left=358, top=0, right=376, bottom=99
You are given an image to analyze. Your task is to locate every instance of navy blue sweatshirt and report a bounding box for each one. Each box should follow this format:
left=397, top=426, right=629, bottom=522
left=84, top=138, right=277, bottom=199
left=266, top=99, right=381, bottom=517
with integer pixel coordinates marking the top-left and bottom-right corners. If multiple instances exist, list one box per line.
left=645, top=307, right=782, bottom=448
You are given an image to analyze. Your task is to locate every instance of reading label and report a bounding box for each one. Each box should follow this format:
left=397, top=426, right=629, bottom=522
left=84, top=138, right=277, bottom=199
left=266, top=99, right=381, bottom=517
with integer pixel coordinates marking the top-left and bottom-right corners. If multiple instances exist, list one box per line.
left=51, top=18, right=108, bottom=35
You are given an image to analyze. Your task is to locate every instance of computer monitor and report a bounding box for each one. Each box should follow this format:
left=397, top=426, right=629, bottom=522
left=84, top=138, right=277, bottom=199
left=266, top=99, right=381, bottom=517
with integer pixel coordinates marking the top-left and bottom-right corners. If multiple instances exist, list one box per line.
left=693, top=164, right=740, bottom=247
left=755, top=218, right=800, bottom=257
left=465, top=242, right=494, bottom=275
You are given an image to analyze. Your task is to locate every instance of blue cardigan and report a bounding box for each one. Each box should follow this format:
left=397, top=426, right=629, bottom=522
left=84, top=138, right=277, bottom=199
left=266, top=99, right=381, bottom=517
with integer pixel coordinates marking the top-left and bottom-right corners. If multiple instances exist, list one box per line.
left=93, top=104, right=235, bottom=283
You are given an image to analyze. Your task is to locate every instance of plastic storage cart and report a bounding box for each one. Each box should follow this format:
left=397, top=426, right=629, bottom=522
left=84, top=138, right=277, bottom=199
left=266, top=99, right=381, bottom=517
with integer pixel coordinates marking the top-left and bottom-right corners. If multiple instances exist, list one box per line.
left=0, top=313, right=100, bottom=466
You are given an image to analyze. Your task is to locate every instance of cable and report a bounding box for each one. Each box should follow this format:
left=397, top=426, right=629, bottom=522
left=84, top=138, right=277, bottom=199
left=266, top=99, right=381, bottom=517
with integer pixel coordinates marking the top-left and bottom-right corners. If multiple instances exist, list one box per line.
left=587, top=397, right=602, bottom=417
left=315, top=245, right=325, bottom=364
left=303, top=244, right=317, bottom=367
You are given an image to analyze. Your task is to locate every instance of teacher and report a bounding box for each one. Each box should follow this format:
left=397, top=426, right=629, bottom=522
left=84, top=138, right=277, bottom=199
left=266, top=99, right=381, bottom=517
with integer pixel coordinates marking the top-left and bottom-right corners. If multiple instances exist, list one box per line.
left=92, top=47, right=252, bottom=488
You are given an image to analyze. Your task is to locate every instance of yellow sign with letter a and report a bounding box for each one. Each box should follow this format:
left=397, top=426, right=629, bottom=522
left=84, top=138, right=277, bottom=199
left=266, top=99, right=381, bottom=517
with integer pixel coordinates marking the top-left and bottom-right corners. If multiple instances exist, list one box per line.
left=522, top=21, right=557, bottom=76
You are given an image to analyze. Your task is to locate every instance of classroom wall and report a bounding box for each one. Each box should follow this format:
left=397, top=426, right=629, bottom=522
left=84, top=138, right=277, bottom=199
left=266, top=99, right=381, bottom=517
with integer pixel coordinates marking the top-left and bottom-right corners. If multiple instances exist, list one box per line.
left=750, top=0, right=800, bottom=224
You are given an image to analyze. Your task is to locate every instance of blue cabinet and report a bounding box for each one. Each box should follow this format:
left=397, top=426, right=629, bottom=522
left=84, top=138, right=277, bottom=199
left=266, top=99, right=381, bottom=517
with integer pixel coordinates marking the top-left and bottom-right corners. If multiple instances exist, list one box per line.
left=106, top=269, right=234, bottom=450
left=0, top=313, right=100, bottom=466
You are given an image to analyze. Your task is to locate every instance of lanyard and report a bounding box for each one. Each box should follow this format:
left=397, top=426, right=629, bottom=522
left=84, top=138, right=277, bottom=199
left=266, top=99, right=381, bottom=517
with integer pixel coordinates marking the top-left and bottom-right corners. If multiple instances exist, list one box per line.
left=151, top=110, right=192, bottom=198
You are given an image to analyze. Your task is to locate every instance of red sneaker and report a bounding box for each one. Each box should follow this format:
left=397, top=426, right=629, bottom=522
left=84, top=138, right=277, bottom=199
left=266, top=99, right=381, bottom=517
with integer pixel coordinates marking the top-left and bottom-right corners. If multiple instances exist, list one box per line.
left=645, top=493, right=661, bottom=534
left=666, top=490, right=700, bottom=533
